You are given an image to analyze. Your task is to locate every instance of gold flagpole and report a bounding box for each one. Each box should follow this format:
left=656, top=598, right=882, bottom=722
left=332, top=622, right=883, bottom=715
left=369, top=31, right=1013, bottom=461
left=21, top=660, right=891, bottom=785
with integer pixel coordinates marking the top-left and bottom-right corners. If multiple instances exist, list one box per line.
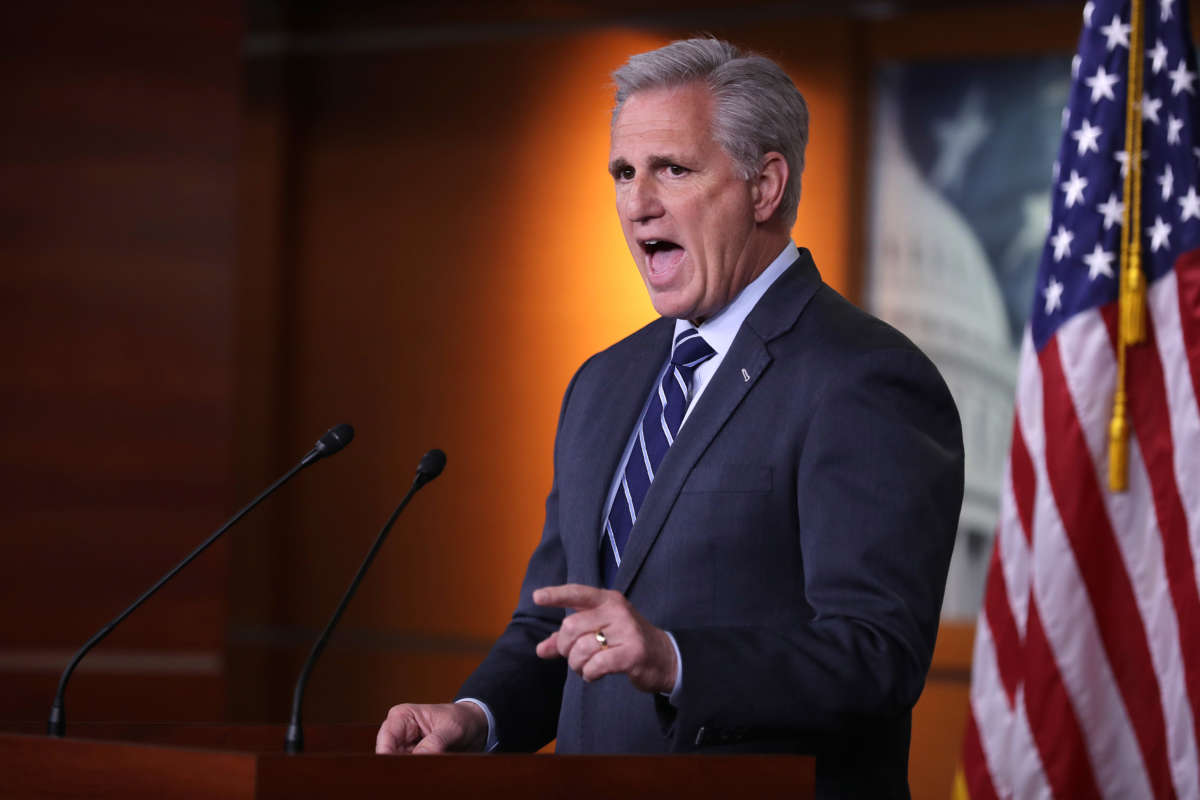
left=1109, top=0, right=1146, bottom=492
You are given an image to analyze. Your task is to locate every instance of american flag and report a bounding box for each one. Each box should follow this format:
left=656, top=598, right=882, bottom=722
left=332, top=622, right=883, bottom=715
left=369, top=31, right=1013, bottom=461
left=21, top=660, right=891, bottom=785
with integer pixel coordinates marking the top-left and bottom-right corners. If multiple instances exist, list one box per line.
left=960, top=1, right=1200, bottom=798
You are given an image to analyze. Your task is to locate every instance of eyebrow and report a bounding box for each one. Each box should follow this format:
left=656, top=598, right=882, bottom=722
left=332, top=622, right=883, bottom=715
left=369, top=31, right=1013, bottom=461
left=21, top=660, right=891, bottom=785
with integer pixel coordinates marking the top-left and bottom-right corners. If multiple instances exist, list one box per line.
left=608, top=154, right=688, bottom=176
left=608, top=157, right=631, bottom=177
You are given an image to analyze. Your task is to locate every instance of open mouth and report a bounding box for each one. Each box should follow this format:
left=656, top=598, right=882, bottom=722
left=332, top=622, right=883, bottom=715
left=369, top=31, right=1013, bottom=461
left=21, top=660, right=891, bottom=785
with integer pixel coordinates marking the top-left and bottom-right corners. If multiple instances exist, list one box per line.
left=641, top=239, right=682, bottom=257
left=640, top=239, right=685, bottom=279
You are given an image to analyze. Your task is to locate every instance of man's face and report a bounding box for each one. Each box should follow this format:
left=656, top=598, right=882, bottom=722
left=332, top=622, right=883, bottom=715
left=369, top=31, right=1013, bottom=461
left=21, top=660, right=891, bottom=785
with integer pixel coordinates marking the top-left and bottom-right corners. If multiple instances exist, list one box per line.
left=609, top=83, right=762, bottom=322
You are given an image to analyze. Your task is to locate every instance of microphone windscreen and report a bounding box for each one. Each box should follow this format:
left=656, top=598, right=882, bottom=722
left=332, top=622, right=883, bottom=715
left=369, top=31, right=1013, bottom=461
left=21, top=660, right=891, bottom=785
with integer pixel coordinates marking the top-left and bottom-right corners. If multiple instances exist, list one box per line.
left=316, top=424, right=355, bottom=457
left=417, top=449, right=446, bottom=480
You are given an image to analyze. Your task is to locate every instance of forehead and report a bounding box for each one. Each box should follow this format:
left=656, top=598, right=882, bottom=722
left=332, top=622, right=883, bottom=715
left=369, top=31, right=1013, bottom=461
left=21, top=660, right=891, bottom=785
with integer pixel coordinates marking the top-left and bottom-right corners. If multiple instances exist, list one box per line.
left=609, top=83, right=717, bottom=157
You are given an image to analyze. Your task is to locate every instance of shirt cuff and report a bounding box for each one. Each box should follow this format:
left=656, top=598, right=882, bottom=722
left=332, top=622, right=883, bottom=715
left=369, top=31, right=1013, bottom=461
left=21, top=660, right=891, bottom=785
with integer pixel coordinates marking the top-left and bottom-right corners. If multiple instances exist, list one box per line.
left=663, top=630, right=684, bottom=705
left=454, top=697, right=499, bottom=752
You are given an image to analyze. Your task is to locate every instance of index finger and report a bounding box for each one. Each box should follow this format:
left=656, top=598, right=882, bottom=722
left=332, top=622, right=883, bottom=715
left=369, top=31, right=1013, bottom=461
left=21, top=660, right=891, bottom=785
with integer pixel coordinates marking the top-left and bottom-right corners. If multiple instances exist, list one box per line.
left=533, top=583, right=606, bottom=610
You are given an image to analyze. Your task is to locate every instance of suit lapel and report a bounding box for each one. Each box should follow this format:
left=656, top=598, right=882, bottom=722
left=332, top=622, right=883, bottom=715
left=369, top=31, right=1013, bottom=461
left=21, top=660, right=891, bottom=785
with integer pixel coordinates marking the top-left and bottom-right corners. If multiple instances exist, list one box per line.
left=613, top=252, right=822, bottom=594
left=567, top=320, right=673, bottom=588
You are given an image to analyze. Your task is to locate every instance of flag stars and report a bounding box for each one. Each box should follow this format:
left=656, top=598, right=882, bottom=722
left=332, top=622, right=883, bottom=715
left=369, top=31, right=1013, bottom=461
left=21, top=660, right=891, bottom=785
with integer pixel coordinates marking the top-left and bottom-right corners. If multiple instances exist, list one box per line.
left=1148, top=215, right=1173, bottom=252
left=1098, top=192, right=1125, bottom=229
left=1083, top=0, right=1094, bottom=26
left=1072, top=54, right=1082, bottom=79
left=1159, top=163, right=1174, bottom=200
left=1178, top=186, right=1200, bottom=221
left=1051, top=225, right=1075, bottom=261
left=1044, top=277, right=1065, bottom=314
left=1149, top=39, right=1169, bottom=74
left=1082, top=243, right=1115, bottom=280
left=1115, top=149, right=1147, bottom=178
left=1161, top=0, right=1175, bottom=21
left=1143, top=94, right=1163, bottom=124
left=1085, top=65, right=1120, bottom=102
left=1061, top=169, right=1088, bottom=208
left=1168, top=59, right=1197, bottom=95
left=1072, top=118, right=1103, bottom=155
left=1168, top=115, right=1185, bottom=145
left=1100, top=15, right=1131, bottom=50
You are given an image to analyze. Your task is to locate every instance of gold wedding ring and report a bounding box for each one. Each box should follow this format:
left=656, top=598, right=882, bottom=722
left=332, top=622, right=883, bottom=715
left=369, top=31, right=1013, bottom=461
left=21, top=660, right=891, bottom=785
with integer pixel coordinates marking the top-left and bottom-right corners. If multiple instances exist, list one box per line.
left=594, top=629, right=608, bottom=648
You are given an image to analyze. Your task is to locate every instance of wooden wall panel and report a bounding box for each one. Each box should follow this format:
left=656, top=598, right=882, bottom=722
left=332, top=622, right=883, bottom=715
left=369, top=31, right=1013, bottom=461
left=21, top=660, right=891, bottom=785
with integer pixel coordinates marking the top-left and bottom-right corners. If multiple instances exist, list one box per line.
left=0, top=3, right=242, bottom=721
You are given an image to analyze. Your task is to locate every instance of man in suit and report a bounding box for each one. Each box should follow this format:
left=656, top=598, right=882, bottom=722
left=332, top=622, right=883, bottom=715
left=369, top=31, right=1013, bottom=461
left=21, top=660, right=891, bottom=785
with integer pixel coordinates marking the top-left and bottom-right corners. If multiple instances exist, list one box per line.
left=376, top=38, right=963, bottom=798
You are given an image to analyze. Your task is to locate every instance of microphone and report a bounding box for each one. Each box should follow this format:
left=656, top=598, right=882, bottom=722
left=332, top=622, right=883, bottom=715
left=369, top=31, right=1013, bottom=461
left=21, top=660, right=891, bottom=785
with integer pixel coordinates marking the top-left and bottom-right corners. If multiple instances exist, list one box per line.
left=47, top=423, right=356, bottom=738
left=284, top=449, right=447, bottom=754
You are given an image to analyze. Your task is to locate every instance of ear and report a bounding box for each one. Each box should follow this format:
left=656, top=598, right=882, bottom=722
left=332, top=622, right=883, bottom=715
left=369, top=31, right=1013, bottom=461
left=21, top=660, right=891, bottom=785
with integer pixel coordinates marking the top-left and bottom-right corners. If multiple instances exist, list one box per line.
left=750, top=152, right=788, bottom=224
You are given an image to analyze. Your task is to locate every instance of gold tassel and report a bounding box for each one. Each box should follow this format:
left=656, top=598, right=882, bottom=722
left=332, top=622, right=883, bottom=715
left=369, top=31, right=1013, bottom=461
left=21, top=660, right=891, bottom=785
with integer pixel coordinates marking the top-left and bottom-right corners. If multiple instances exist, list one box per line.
left=1109, top=387, right=1129, bottom=491
left=1122, top=248, right=1147, bottom=344
left=1109, top=0, right=1145, bottom=491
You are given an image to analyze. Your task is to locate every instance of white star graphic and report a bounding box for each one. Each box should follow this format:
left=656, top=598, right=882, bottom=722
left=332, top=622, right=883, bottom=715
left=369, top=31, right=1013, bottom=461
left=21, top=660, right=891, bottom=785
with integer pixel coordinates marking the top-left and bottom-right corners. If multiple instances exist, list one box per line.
left=1098, top=192, right=1125, bottom=229
left=1072, top=118, right=1103, bottom=155
left=1149, top=39, right=1169, bottom=74
left=1061, top=170, right=1088, bottom=208
left=1168, top=115, right=1185, bottom=145
left=1148, top=215, right=1173, bottom=252
left=1061, top=106, right=1071, bottom=131
left=1072, top=54, right=1082, bottom=79
left=1100, top=14, right=1131, bottom=50
left=1159, top=163, right=1175, bottom=200
left=1084, top=0, right=1095, bottom=26
left=1168, top=59, right=1197, bottom=95
left=1115, top=149, right=1147, bottom=178
left=1162, top=0, right=1175, bottom=22
left=1044, top=276, right=1065, bottom=314
left=1082, top=243, right=1116, bottom=280
left=1085, top=65, right=1120, bottom=102
left=1179, top=186, right=1200, bottom=221
left=1143, top=94, right=1163, bottom=124
left=1050, top=225, right=1075, bottom=261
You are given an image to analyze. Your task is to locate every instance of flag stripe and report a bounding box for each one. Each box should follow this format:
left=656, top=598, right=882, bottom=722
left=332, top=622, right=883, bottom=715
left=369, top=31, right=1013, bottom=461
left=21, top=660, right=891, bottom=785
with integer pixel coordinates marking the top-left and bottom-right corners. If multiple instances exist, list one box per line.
left=1056, top=308, right=1198, bottom=798
left=1009, top=413, right=1037, bottom=546
left=984, top=537, right=1022, bottom=708
left=1102, top=304, right=1200, bottom=792
left=1031, top=317, right=1154, bottom=798
left=1174, top=249, right=1200, bottom=414
left=1039, top=335, right=1177, bottom=800
left=962, top=708, right=1002, bottom=800
left=1023, top=597, right=1103, bottom=800
left=1149, top=272, right=1200, bottom=592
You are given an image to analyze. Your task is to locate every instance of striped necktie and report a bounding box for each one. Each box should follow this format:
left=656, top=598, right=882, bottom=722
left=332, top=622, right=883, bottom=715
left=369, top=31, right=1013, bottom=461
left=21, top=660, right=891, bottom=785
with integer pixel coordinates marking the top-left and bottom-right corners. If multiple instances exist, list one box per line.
left=601, top=328, right=715, bottom=588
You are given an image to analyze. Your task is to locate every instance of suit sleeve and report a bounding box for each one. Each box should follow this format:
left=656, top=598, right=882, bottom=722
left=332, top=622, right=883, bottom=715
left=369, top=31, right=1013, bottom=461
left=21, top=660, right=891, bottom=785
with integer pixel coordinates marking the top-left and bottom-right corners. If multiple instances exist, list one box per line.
left=665, top=346, right=964, bottom=743
left=454, top=359, right=594, bottom=752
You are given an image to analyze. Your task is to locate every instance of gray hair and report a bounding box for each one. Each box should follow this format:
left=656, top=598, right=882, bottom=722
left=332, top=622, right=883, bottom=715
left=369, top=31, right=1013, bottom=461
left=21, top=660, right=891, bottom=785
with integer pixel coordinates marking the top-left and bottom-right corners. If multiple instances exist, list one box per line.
left=612, top=38, right=809, bottom=227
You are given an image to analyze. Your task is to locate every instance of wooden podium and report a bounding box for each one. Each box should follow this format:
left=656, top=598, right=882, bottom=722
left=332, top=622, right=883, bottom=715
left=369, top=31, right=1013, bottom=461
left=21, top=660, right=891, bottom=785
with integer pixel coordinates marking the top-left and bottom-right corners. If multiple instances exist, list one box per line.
left=0, top=724, right=814, bottom=799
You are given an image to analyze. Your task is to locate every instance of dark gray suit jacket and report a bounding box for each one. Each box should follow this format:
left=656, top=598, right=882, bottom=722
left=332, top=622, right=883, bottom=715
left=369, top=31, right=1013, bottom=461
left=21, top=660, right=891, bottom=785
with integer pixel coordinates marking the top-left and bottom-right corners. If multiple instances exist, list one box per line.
left=458, top=250, right=964, bottom=799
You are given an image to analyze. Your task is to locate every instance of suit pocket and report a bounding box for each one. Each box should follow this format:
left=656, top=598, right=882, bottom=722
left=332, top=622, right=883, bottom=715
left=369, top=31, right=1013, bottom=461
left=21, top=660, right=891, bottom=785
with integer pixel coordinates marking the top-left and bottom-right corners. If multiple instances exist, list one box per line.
left=681, top=464, right=772, bottom=493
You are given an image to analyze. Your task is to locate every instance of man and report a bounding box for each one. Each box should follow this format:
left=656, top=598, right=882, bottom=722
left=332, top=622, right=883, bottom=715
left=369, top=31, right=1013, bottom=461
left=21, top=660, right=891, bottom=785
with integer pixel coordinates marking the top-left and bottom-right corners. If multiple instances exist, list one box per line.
left=377, top=38, right=963, bottom=798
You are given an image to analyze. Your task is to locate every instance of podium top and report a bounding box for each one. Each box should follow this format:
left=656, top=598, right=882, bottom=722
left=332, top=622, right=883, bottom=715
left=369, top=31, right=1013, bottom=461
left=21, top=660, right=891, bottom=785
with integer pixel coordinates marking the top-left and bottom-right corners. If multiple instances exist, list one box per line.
left=0, top=725, right=815, bottom=800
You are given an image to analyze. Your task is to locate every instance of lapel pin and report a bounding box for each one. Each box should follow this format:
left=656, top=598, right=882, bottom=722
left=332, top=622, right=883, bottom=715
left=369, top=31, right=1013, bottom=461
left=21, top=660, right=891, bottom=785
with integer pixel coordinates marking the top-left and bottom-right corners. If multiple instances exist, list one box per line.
left=741, top=368, right=750, bottom=382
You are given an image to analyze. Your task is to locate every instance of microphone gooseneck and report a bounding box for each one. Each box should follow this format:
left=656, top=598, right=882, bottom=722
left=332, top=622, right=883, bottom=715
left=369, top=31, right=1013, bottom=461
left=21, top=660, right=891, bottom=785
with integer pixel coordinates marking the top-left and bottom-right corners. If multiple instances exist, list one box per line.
left=47, top=423, right=355, bottom=738
left=284, top=449, right=447, bottom=754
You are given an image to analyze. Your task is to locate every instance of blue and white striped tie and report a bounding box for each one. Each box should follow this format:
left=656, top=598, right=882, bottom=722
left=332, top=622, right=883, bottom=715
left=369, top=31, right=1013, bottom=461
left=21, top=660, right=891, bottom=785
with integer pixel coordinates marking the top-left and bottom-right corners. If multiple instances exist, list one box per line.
left=601, top=328, right=715, bottom=588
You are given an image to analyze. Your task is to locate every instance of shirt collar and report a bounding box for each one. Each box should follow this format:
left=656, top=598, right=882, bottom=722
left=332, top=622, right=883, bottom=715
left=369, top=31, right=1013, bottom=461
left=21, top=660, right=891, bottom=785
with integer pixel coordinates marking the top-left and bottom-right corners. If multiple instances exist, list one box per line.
left=672, top=241, right=799, bottom=356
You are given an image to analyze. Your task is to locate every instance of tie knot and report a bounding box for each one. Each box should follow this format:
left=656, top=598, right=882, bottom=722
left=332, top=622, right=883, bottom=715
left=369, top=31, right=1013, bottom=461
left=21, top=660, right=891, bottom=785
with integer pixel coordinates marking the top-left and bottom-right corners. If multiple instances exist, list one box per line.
left=671, top=328, right=715, bottom=369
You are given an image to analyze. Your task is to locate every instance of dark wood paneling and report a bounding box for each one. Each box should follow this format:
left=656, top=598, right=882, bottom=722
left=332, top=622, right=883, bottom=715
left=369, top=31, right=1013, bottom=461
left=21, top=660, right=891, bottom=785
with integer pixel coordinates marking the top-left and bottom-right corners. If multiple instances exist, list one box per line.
left=0, top=3, right=242, bottom=720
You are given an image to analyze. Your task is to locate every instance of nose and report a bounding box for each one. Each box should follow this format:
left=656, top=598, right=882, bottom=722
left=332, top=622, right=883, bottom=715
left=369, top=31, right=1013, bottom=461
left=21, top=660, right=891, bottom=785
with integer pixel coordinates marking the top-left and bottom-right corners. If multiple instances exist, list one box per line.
left=621, top=173, right=663, bottom=223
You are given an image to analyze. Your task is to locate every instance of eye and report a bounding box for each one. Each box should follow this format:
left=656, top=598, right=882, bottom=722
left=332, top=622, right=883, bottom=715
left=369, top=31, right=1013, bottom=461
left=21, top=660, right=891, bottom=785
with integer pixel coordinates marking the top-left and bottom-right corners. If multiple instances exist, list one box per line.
left=666, top=164, right=689, bottom=177
left=614, top=165, right=635, bottom=181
